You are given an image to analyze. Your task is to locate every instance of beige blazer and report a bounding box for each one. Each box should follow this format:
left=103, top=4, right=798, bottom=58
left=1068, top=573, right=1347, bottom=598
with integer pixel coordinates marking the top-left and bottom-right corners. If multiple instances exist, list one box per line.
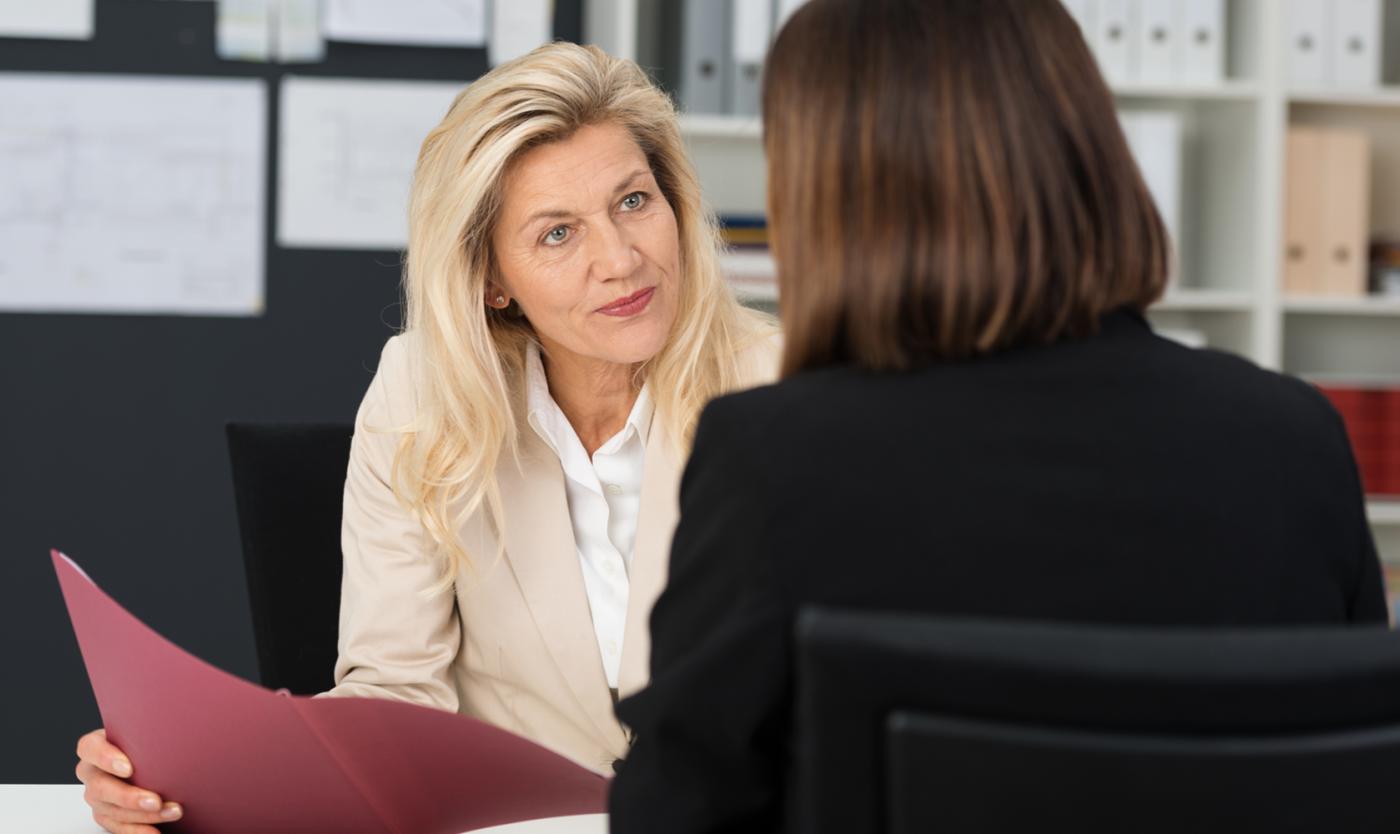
left=324, top=332, right=779, bottom=774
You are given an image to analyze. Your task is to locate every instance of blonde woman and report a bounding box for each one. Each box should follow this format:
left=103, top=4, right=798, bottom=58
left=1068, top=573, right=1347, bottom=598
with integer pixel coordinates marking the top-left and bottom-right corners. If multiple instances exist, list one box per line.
left=73, top=42, right=778, bottom=833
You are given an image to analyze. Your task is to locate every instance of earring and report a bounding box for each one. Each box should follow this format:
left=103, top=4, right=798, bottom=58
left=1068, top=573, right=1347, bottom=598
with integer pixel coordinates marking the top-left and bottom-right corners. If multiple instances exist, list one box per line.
left=495, top=295, right=506, bottom=307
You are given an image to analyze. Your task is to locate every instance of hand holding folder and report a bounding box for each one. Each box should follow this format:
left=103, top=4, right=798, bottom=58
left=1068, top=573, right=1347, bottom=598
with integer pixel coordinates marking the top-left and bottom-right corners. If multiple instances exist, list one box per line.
left=52, top=550, right=608, bottom=834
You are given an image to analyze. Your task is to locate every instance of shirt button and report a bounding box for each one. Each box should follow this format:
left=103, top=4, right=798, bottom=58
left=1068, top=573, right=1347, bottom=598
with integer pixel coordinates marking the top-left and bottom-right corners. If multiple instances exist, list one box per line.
left=605, top=483, right=623, bottom=496
left=606, top=640, right=618, bottom=655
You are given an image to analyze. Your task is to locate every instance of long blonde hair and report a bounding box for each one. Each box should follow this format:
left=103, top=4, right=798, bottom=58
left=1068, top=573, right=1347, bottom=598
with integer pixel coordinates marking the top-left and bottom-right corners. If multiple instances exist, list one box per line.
left=390, top=42, right=773, bottom=591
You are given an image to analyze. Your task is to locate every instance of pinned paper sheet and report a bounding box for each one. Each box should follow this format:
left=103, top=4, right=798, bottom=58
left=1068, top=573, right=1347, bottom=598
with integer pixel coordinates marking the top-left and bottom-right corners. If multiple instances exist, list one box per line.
left=0, top=73, right=267, bottom=316
left=0, top=0, right=93, bottom=41
left=490, top=0, right=553, bottom=66
left=216, top=0, right=272, bottom=61
left=216, top=0, right=324, bottom=63
left=276, top=0, right=326, bottom=63
left=278, top=76, right=463, bottom=249
left=324, top=0, right=486, bottom=48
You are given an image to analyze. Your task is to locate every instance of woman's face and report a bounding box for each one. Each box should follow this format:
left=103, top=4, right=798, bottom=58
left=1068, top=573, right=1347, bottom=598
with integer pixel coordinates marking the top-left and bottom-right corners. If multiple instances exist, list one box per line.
left=490, top=122, right=681, bottom=370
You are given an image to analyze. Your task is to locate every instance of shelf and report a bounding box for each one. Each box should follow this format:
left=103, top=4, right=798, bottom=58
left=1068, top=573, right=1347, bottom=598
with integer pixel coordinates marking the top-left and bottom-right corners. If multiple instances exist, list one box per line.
left=1370, top=501, right=1400, bottom=527
left=1152, top=289, right=1256, bottom=312
left=720, top=270, right=1263, bottom=310
left=1111, top=81, right=1261, bottom=102
left=678, top=114, right=763, bottom=140
left=729, top=279, right=779, bottom=302
left=1288, top=88, right=1400, bottom=109
left=1283, top=297, right=1400, bottom=316
left=720, top=249, right=774, bottom=279
left=721, top=250, right=777, bottom=302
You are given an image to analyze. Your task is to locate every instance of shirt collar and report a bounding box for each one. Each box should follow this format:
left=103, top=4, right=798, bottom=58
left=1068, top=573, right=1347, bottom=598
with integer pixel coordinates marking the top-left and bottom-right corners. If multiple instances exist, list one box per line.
left=525, top=342, right=653, bottom=454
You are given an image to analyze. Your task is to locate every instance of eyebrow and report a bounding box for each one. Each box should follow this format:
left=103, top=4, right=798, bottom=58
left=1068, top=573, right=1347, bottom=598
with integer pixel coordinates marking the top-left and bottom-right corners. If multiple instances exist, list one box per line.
left=517, top=169, right=652, bottom=234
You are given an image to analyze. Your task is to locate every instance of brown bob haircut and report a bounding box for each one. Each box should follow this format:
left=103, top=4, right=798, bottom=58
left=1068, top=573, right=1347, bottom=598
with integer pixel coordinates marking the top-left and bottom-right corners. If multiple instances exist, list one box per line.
left=763, top=0, right=1170, bottom=376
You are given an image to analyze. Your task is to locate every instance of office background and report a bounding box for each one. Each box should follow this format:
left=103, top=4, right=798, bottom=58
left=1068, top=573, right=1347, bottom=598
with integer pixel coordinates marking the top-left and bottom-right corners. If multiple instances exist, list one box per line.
left=0, top=0, right=583, bottom=784
left=4, top=0, right=1400, bottom=787
left=606, top=0, right=1398, bottom=620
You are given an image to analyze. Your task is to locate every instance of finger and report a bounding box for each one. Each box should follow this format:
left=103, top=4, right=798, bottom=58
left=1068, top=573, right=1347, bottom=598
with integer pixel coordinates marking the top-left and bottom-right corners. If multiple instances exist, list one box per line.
left=78, top=765, right=164, bottom=814
left=76, top=730, right=134, bottom=778
left=92, top=799, right=183, bottom=827
left=92, top=809, right=161, bottom=834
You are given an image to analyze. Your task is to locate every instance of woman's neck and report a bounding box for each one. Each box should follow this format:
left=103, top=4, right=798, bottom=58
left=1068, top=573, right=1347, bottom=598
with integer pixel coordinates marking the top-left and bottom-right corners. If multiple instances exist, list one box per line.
left=540, top=347, right=640, bottom=457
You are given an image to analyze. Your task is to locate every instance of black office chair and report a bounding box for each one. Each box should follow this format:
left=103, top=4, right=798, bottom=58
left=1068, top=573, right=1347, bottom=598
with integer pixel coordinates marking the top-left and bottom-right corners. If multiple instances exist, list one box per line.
left=226, top=422, right=354, bottom=695
left=796, top=609, right=1400, bottom=834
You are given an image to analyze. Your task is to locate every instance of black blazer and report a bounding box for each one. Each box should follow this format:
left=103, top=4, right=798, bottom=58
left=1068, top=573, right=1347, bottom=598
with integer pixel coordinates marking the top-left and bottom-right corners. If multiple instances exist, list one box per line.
left=610, top=310, right=1388, bottom=833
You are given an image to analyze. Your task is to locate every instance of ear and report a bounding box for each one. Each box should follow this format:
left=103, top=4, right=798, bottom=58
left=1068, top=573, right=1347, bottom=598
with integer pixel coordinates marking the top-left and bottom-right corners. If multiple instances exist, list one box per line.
left=485, top=284, right=510, bottom=310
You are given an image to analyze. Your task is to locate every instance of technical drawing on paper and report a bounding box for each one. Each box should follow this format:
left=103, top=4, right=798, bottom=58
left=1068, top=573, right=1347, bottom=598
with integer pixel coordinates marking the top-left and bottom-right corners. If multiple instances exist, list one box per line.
left=278, top=76, right=463, bottom=250
left=0, top=73, right=266, bottom=315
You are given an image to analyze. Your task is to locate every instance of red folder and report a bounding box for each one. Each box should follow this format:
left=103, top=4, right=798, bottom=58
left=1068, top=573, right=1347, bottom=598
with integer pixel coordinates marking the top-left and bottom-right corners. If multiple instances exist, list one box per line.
left=52, top=550, right=608, bottom=834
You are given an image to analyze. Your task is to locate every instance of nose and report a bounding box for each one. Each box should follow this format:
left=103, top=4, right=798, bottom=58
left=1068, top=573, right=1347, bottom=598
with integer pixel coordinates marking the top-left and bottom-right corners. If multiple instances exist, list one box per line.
left=589, top=217, right=642, bottom=282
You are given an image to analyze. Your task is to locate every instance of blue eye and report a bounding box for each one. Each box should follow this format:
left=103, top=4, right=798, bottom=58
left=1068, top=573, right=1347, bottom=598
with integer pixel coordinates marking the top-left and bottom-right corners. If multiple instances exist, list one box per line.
left=543, top=225, right=570, bottom=246
left=621, top=191, right=646, bottom=211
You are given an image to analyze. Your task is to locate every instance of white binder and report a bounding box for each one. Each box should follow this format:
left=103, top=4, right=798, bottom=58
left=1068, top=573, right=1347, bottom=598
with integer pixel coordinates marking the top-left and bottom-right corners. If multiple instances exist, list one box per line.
left=1095, top=0, right=1135, bottom=85
left=489, top=0, right=551, bottom=67
left=1285, top=0, right=1330, bottom=87
left=1059, top=0, right=1096, bottom=37
left=1119, top=110, right=1183, bottom=276
left=776, top=0, right=807, bottom=28
left=1331, top=0, right=1382, bottom=88
left=1135, top=0, right=1181, bottom=85
left=729, top=0, right=771, bottom=117
left=681, top=0, right=729, bottom=114
left=1180, top=0, right=1224, bottom=85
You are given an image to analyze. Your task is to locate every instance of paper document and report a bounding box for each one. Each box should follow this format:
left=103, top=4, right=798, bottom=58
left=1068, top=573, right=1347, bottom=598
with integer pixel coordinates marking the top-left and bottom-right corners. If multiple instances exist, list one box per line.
left=324, top=0, right=486, bottom=47
left=0, top=0, right=93, bottom=40
left=278, top=76, right=463, bottom=249
left=489, top=0, right=552, bottom=66
left=276, top=0, right=327, bottom=62
left=216, top=0, right=272, bottom=61
left=0, top=73, right=266, bottom=315
left=52, top=551, right=608, bottom=834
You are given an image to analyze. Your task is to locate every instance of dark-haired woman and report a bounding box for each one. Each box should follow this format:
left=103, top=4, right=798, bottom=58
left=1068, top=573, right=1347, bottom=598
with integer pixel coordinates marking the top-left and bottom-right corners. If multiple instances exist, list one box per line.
left=609, top=0, right=1388, bottom=830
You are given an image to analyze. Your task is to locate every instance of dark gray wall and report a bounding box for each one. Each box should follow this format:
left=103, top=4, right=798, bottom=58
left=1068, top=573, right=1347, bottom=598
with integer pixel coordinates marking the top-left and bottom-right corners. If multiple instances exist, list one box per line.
left=0, top=0, right=583, bottom=784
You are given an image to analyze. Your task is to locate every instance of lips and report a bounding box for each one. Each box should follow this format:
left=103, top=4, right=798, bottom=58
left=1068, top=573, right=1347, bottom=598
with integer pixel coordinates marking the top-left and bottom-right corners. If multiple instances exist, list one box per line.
left=597, top=286, right=656, bottom=317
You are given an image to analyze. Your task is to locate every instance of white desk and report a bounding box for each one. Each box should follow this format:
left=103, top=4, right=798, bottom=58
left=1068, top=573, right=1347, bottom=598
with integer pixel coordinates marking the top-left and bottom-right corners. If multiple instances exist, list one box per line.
left=1, top=785, right=608, bottom=834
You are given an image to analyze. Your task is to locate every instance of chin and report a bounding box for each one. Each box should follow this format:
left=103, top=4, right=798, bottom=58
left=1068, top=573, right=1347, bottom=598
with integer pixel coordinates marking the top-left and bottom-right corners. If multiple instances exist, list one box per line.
left=598, top=323, right=672, bottom=366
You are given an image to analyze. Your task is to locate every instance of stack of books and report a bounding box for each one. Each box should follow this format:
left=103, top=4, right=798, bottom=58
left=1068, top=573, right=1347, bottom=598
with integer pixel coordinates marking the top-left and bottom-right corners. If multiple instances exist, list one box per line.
left=718, top=215, right=776, bottom=302
left=718, top=214, right=769, bottom=250
left=1314, top=382, right=1400, bottom=497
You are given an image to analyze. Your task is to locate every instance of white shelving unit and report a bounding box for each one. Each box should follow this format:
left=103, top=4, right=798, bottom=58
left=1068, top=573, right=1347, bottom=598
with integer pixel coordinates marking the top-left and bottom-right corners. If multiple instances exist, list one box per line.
left=586, top=0, right=1400, bottom=562
left=1283, top=297, right=1400, bottom=316
left=1155, top=289, right=1258, bottom=312
left=1372, top=501, right=1400, bottom=526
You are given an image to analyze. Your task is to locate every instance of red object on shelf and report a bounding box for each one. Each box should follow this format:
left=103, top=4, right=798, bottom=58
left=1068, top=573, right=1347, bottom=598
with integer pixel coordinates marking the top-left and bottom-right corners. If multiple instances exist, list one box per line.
left=1379, top=449, right=1400, bottom=497
left=1314, top=383, right=1400, bottom=498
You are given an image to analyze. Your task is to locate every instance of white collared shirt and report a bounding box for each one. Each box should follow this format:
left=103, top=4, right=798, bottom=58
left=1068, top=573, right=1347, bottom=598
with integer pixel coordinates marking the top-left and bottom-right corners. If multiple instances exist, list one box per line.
left=524, top=343, right=651, bottom=690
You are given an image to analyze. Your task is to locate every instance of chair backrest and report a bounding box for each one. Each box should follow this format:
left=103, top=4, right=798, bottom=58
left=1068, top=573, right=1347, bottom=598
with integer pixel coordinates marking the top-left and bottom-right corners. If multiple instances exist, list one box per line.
left=795, top=608, right=1400, bottom=834
left=226, top=422, right=353, bottom=695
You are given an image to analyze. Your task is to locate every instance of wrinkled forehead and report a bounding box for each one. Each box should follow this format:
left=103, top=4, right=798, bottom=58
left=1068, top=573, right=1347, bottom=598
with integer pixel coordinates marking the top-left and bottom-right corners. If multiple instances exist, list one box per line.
left=497, top=123, right=653, bottom=221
